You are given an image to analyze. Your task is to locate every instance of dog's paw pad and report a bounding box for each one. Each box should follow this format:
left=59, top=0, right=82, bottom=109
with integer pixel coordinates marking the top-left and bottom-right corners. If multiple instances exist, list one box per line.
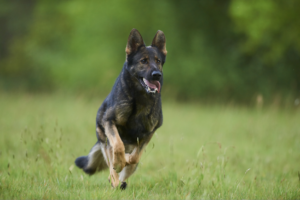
left=120, top=182, right=127, bottom=190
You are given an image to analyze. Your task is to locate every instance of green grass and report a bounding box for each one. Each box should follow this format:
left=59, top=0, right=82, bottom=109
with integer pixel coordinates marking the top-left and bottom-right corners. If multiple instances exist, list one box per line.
left=0, top=93, right=299, bottom=199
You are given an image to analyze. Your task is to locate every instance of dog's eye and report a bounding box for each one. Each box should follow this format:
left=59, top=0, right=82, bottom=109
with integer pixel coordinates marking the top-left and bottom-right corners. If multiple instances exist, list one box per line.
left=156, top=59, right=161, bottom=64
left=141, top=59, right=148, bottom=64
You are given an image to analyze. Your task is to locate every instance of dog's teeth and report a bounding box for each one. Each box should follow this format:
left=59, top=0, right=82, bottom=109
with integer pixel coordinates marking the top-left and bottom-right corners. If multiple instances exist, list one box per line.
left=143, top=78, right=157, bottom=93
left=149, top=88, right=157, bottom=93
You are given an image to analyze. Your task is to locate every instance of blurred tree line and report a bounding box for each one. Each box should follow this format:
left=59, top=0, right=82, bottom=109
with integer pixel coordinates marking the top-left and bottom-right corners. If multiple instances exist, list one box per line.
left=1, top=0, right=299, bottom=104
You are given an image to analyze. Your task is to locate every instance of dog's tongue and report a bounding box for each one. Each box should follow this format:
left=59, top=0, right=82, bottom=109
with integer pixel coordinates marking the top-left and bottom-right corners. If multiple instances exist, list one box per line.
left=143, top=78, right=161, bottom=93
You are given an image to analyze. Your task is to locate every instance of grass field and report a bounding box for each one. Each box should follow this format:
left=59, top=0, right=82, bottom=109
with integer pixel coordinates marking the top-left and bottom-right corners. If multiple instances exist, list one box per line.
left=0, top=93, right=299, bottom=199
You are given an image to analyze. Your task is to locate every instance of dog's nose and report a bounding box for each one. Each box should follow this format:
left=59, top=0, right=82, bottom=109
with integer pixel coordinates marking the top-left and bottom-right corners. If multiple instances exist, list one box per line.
left=151, top=71, right=162, bottom=80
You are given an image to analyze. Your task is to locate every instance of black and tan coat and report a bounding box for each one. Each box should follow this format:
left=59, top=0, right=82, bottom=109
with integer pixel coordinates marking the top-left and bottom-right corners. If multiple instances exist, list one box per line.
left=75, top=29, right=167, bottom=190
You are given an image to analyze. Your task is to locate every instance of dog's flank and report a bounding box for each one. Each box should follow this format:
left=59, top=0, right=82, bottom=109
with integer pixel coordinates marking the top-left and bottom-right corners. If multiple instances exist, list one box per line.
left=75, top=29, right=167, bottom=189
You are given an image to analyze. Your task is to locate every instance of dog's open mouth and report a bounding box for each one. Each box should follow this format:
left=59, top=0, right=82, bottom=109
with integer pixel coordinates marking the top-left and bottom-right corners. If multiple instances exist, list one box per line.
left=140, top=78, right=161, bottom=94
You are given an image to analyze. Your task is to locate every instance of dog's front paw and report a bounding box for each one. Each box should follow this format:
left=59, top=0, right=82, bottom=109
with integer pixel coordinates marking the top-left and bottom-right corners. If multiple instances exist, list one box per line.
left=120, top=181, right=127, bottom=190
left=113, top=149, right=126, bottom=173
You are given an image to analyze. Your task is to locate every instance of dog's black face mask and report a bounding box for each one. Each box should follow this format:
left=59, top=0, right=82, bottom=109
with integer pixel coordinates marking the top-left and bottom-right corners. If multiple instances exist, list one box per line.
left=125, top=29, right=167, bottom=95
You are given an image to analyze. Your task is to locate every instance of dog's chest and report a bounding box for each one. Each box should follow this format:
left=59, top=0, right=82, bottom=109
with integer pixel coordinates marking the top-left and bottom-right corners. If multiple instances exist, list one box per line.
left=117, top=105, right=161, bottom=144
left=133, top=111, right=159, bottom=131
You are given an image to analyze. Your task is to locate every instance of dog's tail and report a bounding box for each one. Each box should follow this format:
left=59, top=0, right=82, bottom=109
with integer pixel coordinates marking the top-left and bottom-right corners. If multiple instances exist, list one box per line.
left=75, top=142, right=108, bottom=175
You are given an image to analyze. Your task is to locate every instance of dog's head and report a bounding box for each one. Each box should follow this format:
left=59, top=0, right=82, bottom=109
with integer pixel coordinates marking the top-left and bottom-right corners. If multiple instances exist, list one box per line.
left=125, top=29, right=167, bottom=95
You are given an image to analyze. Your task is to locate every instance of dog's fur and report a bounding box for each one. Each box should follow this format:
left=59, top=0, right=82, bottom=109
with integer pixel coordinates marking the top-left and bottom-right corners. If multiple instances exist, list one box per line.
left=75, top=29, right=167, bottom=190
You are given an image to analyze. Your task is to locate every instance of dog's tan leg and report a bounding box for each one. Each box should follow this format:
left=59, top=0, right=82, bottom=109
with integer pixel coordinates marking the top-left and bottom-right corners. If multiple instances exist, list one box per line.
left=109, top=167, right=120, bottom=188
left=125, top=146, right=145, bottom=165
left=119, top=140, right=152, bottom=189
left=125, top=133, right=154, bottom=165
left=125, top=148, right=140, bottom=165
left=104, top=122, right=126, bottom=173
left=103, top=145, right=120, bottom=188
left=119, top=163, right=138, bottom=183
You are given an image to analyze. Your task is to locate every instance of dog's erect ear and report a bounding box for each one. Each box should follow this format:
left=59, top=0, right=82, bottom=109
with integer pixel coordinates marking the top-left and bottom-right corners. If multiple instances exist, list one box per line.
left=151, top=30, right=167, bottom=56
left=126, top=29, right=145, bottom=55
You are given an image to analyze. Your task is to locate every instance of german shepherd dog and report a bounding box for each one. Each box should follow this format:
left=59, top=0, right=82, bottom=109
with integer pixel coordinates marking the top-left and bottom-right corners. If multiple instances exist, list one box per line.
left=75, top=29, right=167, bottom=190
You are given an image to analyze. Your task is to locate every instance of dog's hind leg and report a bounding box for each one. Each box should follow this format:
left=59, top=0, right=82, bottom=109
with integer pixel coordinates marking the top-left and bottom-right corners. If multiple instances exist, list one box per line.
left=75, top=142, right=108, bottom=175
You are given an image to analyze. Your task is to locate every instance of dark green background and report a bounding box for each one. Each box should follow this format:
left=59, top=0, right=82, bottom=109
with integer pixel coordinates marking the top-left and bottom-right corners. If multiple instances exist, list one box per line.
left=1, top=0, right=299, bottom=104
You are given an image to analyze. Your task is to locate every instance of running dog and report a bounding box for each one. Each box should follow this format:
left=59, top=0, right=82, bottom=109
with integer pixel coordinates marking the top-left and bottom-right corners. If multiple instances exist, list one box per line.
left=75, top=29, right=167, bottom=190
